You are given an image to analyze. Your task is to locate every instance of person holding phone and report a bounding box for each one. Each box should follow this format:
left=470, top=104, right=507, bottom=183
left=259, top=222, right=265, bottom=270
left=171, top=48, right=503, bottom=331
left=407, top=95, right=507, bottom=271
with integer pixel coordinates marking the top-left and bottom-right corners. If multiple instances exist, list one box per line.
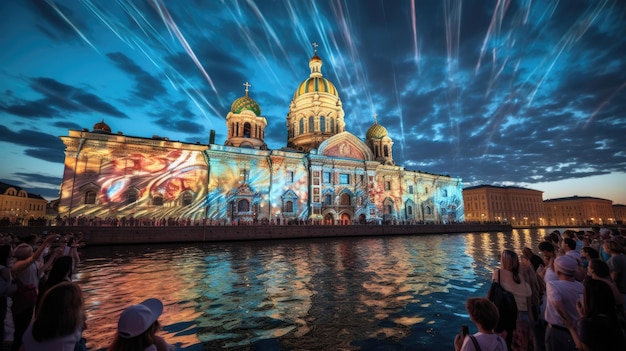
left=454, top=298, right=507, bottom=351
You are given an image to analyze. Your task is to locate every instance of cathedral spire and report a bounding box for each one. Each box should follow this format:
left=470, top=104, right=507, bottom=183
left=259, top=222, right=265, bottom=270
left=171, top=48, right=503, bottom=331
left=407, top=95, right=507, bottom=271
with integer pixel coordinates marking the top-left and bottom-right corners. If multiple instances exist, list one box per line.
left=243, top=81, right=251, bottom=97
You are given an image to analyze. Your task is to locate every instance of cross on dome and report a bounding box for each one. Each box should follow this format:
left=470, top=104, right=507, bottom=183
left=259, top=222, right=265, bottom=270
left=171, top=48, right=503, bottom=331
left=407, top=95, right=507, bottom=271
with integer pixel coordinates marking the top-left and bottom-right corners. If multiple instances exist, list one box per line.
left=373, top=112, right=378, bottom=124
left=312, top=42, right=318, bottom=54
left=243, top=81, right=251, bottom=96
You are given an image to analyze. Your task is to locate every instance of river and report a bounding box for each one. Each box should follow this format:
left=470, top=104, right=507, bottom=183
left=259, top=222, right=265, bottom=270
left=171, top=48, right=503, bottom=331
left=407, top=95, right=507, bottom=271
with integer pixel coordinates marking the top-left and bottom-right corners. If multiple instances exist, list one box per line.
left=75, top=228, right=554, bottom=350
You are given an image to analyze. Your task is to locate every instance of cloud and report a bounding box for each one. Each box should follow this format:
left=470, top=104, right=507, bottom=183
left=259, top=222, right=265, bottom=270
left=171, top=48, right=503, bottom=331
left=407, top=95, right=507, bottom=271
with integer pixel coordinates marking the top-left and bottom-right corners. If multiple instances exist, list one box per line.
left=0, top=77, right=128, bottom=119
left=106, top=52, right=167, bottom=100
left=0, top=125, right=64, bottom=163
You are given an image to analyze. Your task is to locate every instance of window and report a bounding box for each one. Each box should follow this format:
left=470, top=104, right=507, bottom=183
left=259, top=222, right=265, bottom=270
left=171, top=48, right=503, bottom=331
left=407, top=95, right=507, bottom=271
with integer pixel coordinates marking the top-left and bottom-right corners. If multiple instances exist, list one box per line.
left=284, top=200, right=294, bottom=213
left=182, top=192, right=193, bottom=206
left=84, top=191, right=96, bottom=205
left=243, top=122, right=251, bottom=138
left=408, top=206, right=413, bottom=215
left=237, top=199, right=249, bottom=212
left=330, top=118, right=335, bottom=133
left=125, top=191, right=137, bottom=205
left=386, top=205, right=393, bottom=214
left=309, top=116, right=314, bottom=132
left=299, top=119, right=304, bottom=134
left=340, top=193, right=351, bottom=206
left=339, top=173, right=349, bottom=184
left=325, top=194, right=332, bottom=205
left=383, top=145, right=389, bottom=157
left=385, top=181, right=391, bottom=191
left=153, top=196, right=164, bottom=206
left=323, top=172, right=331, bottom=183
left=320, top=116, right=325, bottom=132
left=408, top=185, right=414, bottom=194
left=289, top=171, right=294, bottom=183
left=425, top=187, right=429, bottom=194
left=443, top=189, right=448, bottom=197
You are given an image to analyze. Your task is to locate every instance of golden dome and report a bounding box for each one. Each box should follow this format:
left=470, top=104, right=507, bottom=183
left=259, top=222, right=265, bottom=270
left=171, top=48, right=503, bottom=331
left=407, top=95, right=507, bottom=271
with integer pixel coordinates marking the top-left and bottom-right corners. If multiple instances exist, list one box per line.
left=366, top=123, right=388, bottom=139
left=93, top=119, right=111, bottom=133
left=294, top=77, right=339, bottom=99
left=231, top=95, right=261, bottom=116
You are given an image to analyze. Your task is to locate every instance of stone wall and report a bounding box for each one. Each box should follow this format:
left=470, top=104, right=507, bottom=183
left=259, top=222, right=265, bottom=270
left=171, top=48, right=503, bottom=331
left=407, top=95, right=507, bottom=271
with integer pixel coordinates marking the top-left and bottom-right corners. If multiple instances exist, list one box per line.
left=4, top=223, right=512, bottom=246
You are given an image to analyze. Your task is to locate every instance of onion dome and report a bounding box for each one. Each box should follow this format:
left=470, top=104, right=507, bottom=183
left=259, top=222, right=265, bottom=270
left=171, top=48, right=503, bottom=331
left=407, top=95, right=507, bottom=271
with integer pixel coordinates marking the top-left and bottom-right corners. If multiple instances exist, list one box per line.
left=293, top=51, right=339, bottom=99
left=93, top=119, right=111, bottom=133
left=231, top=95, right=261, bottom=116
left=294, top=77, right=338, bottom=99
left=366, top=122, right=388, bottom=139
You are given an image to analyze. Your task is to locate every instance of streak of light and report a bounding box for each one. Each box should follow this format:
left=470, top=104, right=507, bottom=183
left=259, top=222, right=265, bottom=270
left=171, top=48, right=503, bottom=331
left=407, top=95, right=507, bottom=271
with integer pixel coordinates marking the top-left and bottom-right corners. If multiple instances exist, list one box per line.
left=443, top=0, right=463, bottom=158
left=584, top=80, right=626, bottom=128
left=525, top=0, right=609, bottom=106
left=410, top=0, right=420, bottom=71
left=44, top=0, right=100, bottom=53
left=391, top=65, right=405, bottom=161
left=149, top=0, right=222, bottom=104
left=475, top=0, right=511, bottom=75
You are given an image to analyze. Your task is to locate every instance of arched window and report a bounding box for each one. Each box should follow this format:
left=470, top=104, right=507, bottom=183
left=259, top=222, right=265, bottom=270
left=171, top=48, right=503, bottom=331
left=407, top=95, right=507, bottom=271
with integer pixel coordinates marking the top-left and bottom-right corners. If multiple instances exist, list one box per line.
left=243, top=122, right=251, bottom=138
left=308, top=116, right=314, bottom=132
left=84, top=191, right=96, bottom=205
left=383, top=145, right=389, bottom=157
left=320, top=116, right=325, bottom=132
left=230, top=123, right=234, bottom=137
left=407, top=205, right=413, bottom=215
left=299, top=118, right=304, bottom=134
left=340, top=193, right=351, bottom=206
left=238, top=199, right=250, bottom=212
left=125, top=191, right=137, bottom=205
left=375, top=145, right=380, bottom=157
left=235, top=122, right=239, bottom=136
left=284, top=200, right=293, bottom=213
left=182, top=192, right=192, bottom=206
left=443, top=189, right=448, bottom=197
left=425, top=187, right=429, bottom=194
left=153, top=196, right=163, bottom=206
left=330, top=118, right=335, bottom=133
left=386, top=205, right=393, bottom=214
left=426, top=206, right=432, bottom=215
left=324, top=194, right=332, bottom=205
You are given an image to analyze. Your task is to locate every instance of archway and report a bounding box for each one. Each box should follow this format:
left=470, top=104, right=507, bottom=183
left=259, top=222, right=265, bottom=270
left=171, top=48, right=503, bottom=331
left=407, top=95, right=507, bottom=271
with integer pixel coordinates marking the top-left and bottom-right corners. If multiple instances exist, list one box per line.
left=324, top=213, right=334, bottom=225
left=340, top=213, right=351, bottom=225
left=358, top=214, right=366, bottom=224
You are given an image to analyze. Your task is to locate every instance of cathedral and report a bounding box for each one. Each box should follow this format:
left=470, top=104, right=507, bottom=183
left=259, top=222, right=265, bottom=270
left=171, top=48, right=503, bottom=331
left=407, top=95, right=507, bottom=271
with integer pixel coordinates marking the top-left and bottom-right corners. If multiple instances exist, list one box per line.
left=58, top=49, right=464, bottom=225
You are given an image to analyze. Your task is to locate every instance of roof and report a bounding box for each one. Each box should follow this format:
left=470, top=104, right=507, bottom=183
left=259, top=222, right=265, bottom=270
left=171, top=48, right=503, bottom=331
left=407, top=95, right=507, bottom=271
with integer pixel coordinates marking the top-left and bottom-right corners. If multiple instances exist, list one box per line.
left=544, top=195, right=612, bottom=202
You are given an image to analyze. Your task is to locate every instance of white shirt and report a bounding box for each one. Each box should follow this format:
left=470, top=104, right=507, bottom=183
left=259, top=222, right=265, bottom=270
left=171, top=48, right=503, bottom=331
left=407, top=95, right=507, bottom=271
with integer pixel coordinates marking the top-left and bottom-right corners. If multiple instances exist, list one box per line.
left=544, top=279, right=584, bottom=326
left=22, top=323, right=82, bottom=351
left=460, top=332, right=507, bottom=351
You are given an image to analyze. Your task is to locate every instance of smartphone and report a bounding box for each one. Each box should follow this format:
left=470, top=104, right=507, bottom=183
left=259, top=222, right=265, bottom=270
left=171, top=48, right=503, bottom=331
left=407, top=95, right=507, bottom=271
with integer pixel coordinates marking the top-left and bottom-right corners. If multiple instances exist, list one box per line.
left=462, top=325, right=469, bottom=336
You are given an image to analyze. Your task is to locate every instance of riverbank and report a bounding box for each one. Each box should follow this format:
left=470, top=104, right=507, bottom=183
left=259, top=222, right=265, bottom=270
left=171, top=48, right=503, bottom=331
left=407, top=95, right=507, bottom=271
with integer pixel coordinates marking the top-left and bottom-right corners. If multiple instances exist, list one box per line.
left=2, top=223, right=512, bottom=246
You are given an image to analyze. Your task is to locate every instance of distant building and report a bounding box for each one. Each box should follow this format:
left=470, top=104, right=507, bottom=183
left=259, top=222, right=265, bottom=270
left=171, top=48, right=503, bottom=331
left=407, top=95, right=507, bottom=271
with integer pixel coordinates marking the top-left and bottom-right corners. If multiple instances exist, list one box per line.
left=58, top=50, right=464, bottom=225
left=0, top=181, right=48, bottom=226
left=613, top=204, right=626, bottom=225
left=544, top=196, right=614, bottom=226
left=462, top=185, right=545, bottom=226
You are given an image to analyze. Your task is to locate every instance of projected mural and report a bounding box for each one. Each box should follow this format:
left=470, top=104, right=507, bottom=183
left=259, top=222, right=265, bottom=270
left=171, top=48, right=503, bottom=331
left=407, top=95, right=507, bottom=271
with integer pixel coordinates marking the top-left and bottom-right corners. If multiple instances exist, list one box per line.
left=58, top=51, right=464, bottom=225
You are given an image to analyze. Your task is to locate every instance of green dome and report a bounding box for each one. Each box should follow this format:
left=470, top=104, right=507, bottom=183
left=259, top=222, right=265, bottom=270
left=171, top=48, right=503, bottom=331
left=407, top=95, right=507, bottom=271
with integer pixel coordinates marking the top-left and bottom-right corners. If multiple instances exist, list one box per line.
left=366, top=123, right=388, bottom=139
left=231, top=95, right=261, bottom=116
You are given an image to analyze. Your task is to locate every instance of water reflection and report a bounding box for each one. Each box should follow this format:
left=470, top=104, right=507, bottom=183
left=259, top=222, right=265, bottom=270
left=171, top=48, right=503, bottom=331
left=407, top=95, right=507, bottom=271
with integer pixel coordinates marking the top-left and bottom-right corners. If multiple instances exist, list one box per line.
left=78, top=229, right=551, bottom=350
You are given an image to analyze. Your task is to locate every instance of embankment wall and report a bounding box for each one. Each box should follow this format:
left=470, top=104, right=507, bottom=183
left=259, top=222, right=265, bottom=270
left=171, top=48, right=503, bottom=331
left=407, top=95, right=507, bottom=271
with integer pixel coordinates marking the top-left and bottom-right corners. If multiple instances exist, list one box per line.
left=4, top=223, right=512, bottom=246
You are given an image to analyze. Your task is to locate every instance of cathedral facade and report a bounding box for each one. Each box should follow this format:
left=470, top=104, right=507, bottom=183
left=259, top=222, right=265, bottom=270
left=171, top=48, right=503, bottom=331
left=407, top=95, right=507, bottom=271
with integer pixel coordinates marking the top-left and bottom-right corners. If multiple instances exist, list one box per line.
left=58, top=52, right=464, bottom=225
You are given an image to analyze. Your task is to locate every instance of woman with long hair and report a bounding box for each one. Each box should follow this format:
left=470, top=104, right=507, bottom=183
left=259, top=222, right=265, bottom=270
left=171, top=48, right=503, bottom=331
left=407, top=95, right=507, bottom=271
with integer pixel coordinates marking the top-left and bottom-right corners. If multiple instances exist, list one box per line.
left=493, top=249, right=533, bottom=351
left=563, top=278, right=626, bottom=350
left=22, top=281, right=85, bottom=350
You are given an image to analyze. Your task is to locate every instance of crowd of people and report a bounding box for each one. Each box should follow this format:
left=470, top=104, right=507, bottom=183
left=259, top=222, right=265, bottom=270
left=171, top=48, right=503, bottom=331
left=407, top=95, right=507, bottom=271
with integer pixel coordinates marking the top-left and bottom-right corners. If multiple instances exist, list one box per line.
left=455, top=227, right=626, bottom=351
left=0, top=232, right=174, bottom=351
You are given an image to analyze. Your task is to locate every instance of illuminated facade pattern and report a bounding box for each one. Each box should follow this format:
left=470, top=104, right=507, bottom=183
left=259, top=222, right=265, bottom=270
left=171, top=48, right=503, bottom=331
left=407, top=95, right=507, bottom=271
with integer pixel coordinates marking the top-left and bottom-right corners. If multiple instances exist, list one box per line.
left=463, top=185, right=546, bottom=226
left=0, top=181, right=47, bottom=225
left=58, top=53, right=464, bottom=224
left=544, top=196, right=615, bottom=226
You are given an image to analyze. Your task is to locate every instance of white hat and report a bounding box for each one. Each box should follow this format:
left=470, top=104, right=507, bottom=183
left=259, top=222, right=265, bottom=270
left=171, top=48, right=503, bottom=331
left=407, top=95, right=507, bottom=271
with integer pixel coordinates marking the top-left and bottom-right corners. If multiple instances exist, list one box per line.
left=118, top=298, right=163, bottom=338
left=554, top=255, right=578, bottom=276
left=599, top=228, right=611, bottom=237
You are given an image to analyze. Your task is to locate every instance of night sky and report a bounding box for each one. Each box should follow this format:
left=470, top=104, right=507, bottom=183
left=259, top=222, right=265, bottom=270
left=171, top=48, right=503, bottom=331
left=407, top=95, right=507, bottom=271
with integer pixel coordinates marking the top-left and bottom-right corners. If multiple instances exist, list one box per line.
left=1, top=0, right=625, bottom=204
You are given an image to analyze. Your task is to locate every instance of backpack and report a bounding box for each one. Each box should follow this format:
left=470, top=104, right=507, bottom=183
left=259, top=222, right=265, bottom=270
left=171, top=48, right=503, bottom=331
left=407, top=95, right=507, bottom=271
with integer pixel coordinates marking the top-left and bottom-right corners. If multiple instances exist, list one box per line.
left=487, top=269, right=518, bottom=333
